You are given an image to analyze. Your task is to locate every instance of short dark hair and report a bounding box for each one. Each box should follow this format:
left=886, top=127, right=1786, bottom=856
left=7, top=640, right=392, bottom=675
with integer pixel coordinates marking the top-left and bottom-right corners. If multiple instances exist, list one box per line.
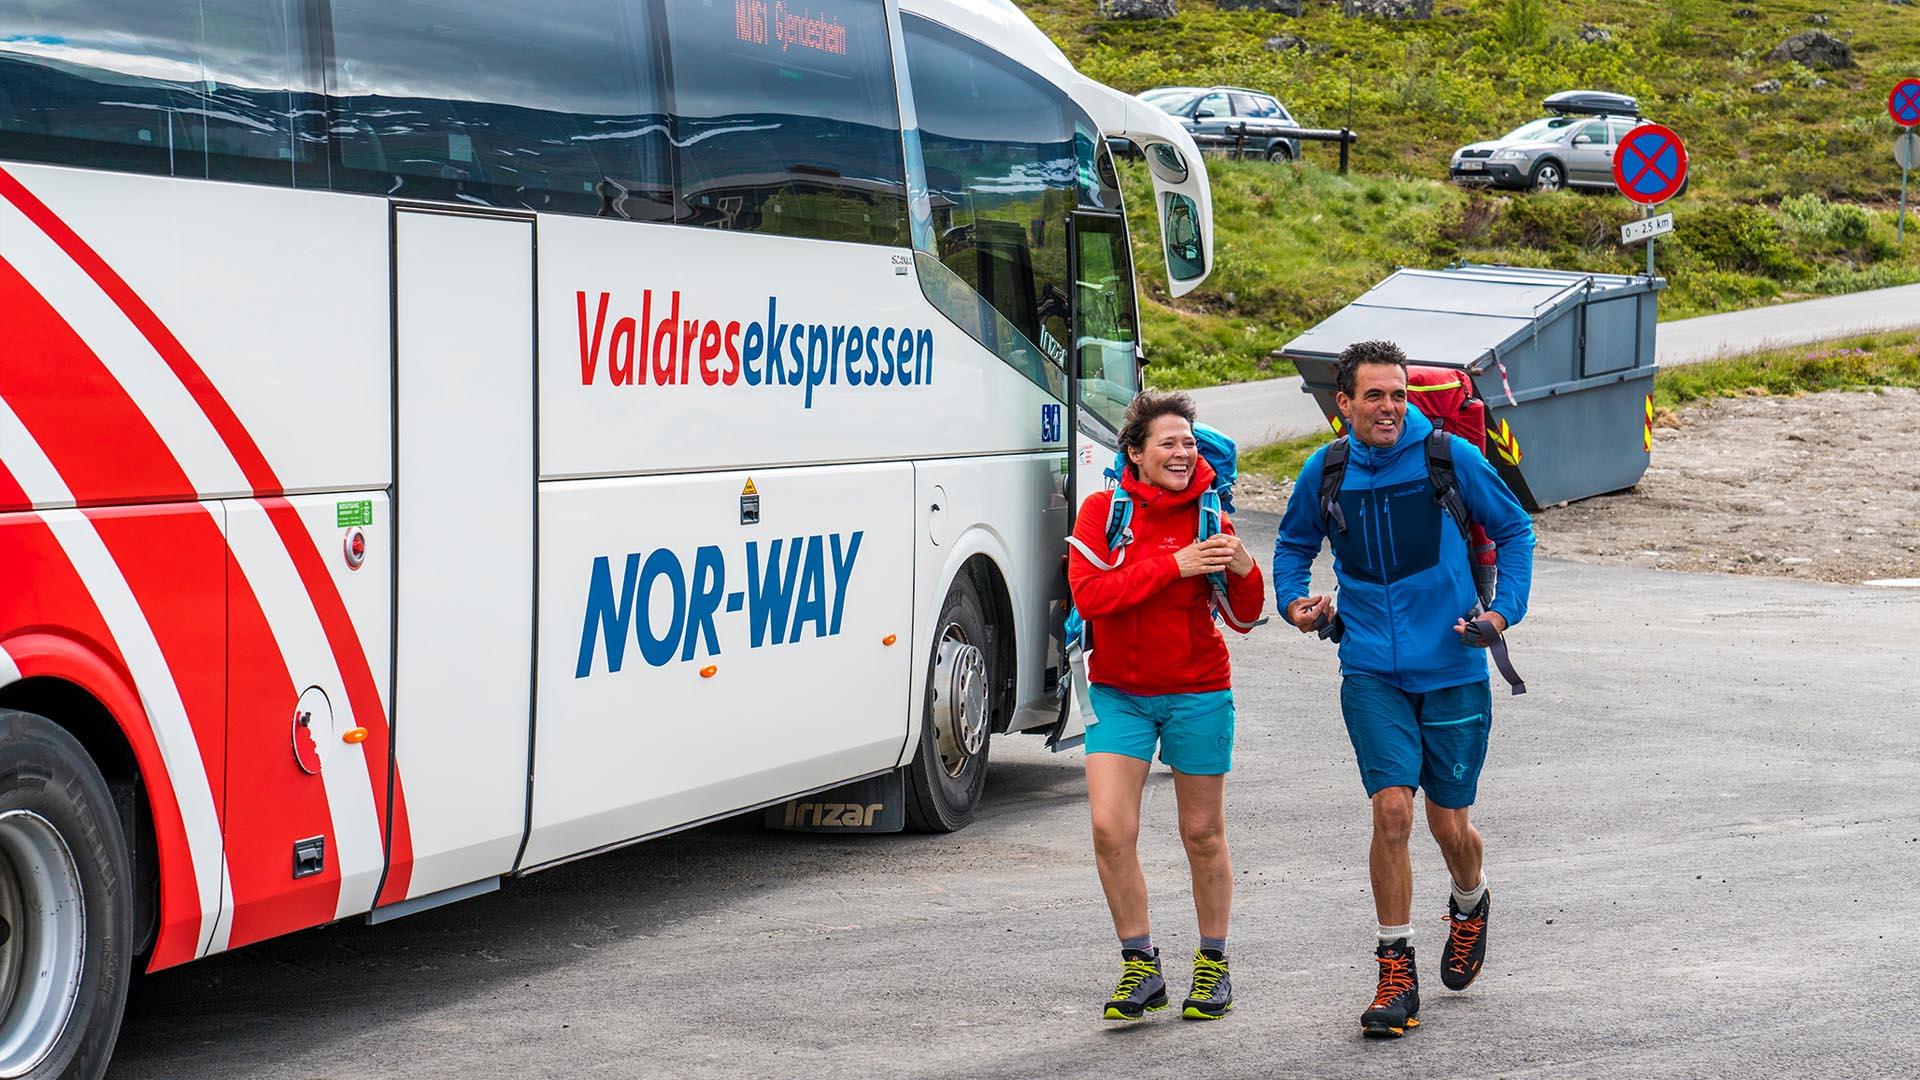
left=1335, top=340, right=1409, bottom=397
left=1118, top=390, right=1197, bottom=462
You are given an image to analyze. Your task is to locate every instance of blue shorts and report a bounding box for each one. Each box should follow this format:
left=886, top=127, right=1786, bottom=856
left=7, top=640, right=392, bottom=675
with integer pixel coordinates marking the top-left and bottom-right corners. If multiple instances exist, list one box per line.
left=1340, top=674, right=1492, bottom=809
left=1085, top=685, right=1235, bottom=775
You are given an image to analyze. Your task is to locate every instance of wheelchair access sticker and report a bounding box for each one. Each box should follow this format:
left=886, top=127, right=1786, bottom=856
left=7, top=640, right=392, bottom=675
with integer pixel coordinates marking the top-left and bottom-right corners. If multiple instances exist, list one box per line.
left=1041, top=403, right=1062, bottom=444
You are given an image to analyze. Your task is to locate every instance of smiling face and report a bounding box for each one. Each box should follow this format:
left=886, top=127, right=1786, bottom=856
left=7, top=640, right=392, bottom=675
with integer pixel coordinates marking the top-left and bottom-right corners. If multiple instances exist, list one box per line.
left=1127, top=414, right=1198, bottom=491
left=1336, top=362, right=1409, bottom=449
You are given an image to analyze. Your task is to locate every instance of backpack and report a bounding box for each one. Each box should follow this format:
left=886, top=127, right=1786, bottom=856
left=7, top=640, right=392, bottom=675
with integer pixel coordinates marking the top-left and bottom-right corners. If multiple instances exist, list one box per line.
left=1064, top=421, right=1266, bottom=653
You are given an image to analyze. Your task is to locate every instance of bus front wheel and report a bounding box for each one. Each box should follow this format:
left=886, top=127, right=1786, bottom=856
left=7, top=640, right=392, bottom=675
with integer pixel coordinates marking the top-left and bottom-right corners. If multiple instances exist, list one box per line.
left=904, top=578, right=994, bottom=832
left=0, top=709, right=134, bottom=1080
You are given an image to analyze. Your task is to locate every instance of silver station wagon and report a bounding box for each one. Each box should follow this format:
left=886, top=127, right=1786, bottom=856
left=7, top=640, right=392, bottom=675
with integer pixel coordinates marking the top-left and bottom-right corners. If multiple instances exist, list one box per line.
left=1451, top=91, right=1644, bottom=193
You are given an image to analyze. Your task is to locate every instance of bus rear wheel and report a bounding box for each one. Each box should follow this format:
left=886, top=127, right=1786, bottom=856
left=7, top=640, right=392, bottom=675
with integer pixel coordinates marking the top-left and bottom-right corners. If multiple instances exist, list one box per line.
left=0, top=709, right=133, bottom=1080
left=904, top=578, right=994, bottom=832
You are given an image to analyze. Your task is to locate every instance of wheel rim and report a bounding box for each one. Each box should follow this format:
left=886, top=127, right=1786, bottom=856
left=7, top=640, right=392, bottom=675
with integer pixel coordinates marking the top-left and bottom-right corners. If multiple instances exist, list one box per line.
left=1535, top=165, right=1561, bottom=191
left=930, top=622, right=989, bottom=779
left=0, top=810, right=86, bottom=1078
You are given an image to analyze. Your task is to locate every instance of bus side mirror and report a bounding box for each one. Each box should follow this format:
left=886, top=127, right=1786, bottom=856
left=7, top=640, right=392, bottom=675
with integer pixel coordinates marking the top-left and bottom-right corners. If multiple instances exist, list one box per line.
left=1162, top=193, right=1204, bottom=282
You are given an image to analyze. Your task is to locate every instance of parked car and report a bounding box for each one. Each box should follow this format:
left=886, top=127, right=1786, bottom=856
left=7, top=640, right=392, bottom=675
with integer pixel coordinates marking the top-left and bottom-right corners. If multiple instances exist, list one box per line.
left=1137, top=85, right=1303, bottom=162
left=1450, top=90, right=1645, bottom=193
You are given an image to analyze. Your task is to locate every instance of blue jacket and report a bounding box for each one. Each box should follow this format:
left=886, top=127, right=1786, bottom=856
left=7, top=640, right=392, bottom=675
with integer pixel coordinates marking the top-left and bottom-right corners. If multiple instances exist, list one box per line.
left=1272, top=407, right=1535, bottom=693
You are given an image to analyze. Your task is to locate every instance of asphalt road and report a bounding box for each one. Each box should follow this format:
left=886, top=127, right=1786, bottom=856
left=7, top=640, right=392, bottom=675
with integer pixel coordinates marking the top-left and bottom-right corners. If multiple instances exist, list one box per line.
left=1189, top=282, right=1920, bottom=449
left=107, top=513, right=1920, bottom=1079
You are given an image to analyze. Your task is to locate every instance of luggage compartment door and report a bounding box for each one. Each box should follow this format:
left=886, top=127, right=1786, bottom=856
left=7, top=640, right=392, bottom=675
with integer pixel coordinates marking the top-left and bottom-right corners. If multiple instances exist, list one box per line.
left=387, top=207, right=535, bottom=902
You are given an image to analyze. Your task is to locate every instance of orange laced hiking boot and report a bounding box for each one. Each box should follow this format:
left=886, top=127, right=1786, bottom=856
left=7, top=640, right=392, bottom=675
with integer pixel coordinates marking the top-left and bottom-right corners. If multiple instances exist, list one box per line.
left=1361, top=940, right=1420, bottom=1038
left=1442, top=888, right=1490, bottom=991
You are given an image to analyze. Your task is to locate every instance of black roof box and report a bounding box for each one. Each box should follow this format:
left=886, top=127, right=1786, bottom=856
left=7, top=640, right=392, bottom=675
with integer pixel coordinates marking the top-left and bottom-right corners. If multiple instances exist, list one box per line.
left=1542, top=90, right=1639, bottom=118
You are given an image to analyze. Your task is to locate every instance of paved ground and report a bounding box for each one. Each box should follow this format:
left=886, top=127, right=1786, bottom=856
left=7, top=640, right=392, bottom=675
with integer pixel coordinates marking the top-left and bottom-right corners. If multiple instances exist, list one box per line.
left=1189, top=282, right=1920, bottom=449
left=107, top=513, right=1919, bottom=1079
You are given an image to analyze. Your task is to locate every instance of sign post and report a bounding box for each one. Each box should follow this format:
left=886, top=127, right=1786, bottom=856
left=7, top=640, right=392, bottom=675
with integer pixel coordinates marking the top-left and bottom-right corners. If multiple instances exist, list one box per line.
left=1613, top=123, right=1689, bottom=277
left=1891, top=79, right=1920, bottom=243
left=1899, top=132, right=1918, bottom=243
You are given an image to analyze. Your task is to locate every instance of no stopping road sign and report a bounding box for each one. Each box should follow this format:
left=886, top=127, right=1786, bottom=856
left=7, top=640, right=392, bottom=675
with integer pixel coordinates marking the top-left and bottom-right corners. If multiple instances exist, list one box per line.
left=1614, top=124, right=1688, bottom=205
left=1891, top=79, right=1920, bottom=128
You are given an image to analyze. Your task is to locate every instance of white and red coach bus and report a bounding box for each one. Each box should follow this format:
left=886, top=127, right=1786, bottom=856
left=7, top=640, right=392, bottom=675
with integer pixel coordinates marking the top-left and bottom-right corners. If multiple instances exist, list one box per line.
left=0, top=0, right=1212, bottom=1072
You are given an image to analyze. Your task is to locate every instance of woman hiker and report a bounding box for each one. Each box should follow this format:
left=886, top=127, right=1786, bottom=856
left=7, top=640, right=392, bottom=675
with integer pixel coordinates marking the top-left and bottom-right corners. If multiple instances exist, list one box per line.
left=1066, top=390, right=1265, bottom=1021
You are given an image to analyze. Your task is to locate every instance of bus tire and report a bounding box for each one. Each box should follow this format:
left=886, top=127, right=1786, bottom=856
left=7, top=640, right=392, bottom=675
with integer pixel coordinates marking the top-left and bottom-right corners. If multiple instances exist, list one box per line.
left=904, top=578, right=994, bottom=832
left=0, top=709, right=134, bottom=1080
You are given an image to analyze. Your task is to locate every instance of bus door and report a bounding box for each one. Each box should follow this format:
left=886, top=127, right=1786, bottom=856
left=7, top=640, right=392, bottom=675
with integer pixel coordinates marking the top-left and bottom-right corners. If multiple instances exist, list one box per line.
left=385, top=206, right=536, bottom=904
left=1048, top=210, right=1143, bottom=751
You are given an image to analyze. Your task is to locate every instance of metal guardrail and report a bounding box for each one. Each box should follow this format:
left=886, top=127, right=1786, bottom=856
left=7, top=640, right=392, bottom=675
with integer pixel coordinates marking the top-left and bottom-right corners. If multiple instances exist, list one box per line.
left=1225, top=121, right=1360, bottom=174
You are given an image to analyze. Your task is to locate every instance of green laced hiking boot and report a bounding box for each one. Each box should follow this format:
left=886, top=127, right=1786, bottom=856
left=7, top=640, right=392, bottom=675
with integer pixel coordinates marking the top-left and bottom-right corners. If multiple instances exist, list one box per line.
left=1182, top=950, right=1233, bottom=1020
left=1103, top=949, right=1168, bottom=1021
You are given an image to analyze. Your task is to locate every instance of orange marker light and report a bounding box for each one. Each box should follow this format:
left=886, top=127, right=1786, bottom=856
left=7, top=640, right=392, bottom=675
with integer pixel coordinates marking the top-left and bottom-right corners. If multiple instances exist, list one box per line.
left=700, top=665, right=718, bottom=679
left=882, top=634, right=897, bottom=646
left=342, top=727, right=368, bottom=744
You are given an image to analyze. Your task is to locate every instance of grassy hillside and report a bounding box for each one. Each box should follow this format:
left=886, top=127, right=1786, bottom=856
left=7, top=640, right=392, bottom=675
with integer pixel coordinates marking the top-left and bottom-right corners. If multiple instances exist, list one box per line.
left=1016, top=0, right=1920, bottom=386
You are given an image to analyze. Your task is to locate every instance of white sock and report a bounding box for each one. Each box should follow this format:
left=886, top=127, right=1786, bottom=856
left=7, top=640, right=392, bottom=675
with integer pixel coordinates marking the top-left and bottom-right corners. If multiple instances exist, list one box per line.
left=1452, top=874, right=1488, bottom=914
left=1377, top=923, right=1413, bottom=947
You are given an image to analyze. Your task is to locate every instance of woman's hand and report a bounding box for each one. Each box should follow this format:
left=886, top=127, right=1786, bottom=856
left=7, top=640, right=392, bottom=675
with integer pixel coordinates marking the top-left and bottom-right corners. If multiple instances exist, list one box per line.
left=1173, top=538, right=1236, bottom=578
left=1213, top=534, right=1255, bottom=577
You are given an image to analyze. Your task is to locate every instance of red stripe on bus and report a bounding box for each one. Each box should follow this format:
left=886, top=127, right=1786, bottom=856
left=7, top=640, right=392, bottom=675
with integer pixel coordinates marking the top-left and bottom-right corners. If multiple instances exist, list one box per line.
left=0, top=259, right=196, bottom=509
left=4, top=248, right=346, bottom=946
left=0, top=167, right=279, bottom=493
left=259, top=500, right=413, bottom=906
left=222, top=543, right=344, bottom=949
left=0, top=164, right=414, bottom=906
left=0, top=491, right=206, bottom=970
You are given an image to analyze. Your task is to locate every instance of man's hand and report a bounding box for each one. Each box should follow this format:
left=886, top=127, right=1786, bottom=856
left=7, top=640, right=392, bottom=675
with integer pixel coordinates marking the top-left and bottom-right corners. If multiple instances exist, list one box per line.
left=1174, top=538, right=1235, bottom=578
left=1454, top=611, right=1508, bottom=647
left=1286, top=595, right=1331, bottom=633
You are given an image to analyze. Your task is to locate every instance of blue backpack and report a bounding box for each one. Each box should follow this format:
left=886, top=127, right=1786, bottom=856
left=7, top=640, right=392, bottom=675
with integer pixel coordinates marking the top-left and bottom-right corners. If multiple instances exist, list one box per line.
left=1064, top=422, right=1265, bottom=651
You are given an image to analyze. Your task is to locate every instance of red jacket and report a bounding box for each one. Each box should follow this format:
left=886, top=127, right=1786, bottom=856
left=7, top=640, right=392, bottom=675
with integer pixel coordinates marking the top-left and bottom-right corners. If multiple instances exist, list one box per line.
left=1068, top=459, right=1265, bottom=696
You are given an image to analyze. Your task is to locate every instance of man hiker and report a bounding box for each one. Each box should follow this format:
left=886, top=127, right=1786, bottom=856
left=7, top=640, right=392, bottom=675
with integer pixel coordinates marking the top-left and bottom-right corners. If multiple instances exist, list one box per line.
left=1271, top=340, right=1535, bottom=1038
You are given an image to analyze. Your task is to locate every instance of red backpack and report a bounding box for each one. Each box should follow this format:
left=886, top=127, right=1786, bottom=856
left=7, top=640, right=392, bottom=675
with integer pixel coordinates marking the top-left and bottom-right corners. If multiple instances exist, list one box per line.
left=1405, top=366, right=1498, bottom=582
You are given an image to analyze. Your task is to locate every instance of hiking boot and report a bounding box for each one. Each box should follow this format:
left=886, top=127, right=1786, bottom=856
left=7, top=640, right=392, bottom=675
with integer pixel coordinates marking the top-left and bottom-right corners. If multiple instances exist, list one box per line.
left=1182, top=950, right=1234, bottom=1020
left=1441, top=888, right=1490, bottom=991
left=1103, top=949, right=1169, bottom=1021
left=1360, top=940, right=1420, bottom=1038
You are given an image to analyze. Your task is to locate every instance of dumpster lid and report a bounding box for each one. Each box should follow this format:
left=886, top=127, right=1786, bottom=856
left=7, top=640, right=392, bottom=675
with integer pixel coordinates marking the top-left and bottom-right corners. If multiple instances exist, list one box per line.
left=1281, top=264, right=1658, bottom=370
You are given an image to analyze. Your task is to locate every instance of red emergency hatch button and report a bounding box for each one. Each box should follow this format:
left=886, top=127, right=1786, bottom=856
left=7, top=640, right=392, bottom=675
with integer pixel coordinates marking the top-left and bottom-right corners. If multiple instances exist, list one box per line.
left=343, top=527, right=367, bottom=571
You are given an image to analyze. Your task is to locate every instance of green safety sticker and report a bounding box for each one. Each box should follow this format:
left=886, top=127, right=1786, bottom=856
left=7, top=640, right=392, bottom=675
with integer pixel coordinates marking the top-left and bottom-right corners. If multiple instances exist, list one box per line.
left=336, top=500, right=373, bottom=528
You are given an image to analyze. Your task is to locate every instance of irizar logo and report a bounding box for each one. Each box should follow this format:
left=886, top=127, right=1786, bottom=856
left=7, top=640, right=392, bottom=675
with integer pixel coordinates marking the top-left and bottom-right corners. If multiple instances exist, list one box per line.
left=783, top=801, right=885, bottom=829
left=575, top=532, right=863, bottom=678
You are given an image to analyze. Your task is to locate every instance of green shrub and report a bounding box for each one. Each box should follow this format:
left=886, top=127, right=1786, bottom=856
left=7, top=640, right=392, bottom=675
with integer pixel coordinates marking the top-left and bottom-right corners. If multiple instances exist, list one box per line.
left=1679, top=205, right=1806, bottom=279
left=1494, top=0, right=1549, bottom=52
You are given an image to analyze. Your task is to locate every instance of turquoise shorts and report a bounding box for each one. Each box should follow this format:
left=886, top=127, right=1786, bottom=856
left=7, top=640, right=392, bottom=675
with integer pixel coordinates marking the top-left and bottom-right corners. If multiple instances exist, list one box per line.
left=1340, top=674, right=1492, bottom=809
left=1085, top=684, right=1236, bottom=775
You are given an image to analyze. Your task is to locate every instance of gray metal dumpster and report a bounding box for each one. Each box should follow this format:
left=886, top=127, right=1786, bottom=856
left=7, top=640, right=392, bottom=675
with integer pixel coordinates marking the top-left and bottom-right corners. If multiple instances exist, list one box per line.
left=1281, top=263, right=1662, bottom=511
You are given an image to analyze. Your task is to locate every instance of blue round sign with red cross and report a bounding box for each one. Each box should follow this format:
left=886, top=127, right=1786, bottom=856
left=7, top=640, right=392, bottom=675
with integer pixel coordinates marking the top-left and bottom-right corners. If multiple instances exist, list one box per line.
left=1891, top=79, right=1920, bottom=128
left=1613, top=123, right=1689, bottom=205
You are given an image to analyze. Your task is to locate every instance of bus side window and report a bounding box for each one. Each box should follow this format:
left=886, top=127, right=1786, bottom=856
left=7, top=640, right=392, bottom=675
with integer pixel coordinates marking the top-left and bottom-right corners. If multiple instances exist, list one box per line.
left=661, top=0, right=908, bottom=246
left=196, top=0, right=321, bottom=187
left=903, top=13, right=1074, bottom=395
left=0, top=0, right=234, bottom=181
left=326, top=0, right=671, bottom=219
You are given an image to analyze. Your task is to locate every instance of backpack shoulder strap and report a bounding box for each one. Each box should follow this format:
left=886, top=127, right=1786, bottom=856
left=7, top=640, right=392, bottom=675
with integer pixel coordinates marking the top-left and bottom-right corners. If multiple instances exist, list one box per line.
left=1425, top=432, right=1494, bottom=610
left=1199, top=487, right=1267, bottom=630
left=1318, top=436, right=1350, bottom=533
left=1066, top=486, right=1134, bottom=572
left=1105, top=484, right=1135, bottom=551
